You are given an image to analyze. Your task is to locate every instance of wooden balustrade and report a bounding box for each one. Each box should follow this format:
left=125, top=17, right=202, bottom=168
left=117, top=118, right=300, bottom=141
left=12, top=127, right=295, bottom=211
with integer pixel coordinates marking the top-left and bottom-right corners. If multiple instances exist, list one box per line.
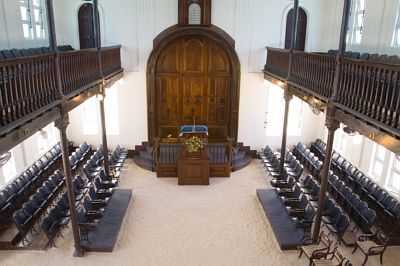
left=337, top=59, right=400, bottom=128
left=101, top=45, right=122, bottom=77
left=59, top=48, right=100, bottom=96
left=264, top=48, right=290, bottom=78
left=0, top=46, right=122, bottom=131
left=264, top=47, right=400, bottom=132
left=290, top=51, right=336, bottom=99
left=0, top=54, right=58, bottom=127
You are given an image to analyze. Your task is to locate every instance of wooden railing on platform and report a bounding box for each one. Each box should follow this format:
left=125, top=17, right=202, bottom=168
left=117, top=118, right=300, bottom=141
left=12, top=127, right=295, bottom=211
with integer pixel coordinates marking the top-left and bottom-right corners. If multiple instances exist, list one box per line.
left=290, top=51, right=336, bottom=99
left=0, top=54, right=58, bottom=127
left=264, top=47, right=400, bottom=135
left=338, top=59, right=400, bottom=129
left=0, top=46, right=122, bottom=130
left=264, top=48, right=289, bottom=79
left=101, top=46, right=122, bottom=77
left=59, top=48, right=100, bottom=96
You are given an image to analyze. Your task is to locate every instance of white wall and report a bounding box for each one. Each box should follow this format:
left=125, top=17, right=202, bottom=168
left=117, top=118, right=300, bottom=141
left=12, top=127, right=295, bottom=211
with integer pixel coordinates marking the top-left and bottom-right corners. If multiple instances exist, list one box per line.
left=0, top=0, right=49, bottom=50
left=323, top=0, right=400, bottom=55
left=55, top=0, right=331, bottom=151
left=0, top=124, right=60, bottom=189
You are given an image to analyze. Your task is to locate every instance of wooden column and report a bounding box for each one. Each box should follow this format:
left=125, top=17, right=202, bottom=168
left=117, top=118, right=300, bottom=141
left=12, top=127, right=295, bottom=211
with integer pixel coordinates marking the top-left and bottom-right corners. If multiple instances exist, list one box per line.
left=331, top=0, right=352, bottom=100
left=55, top=114, right=84, bottom=257
left=46, top=0, right=64, bottom=99
left=279, top=89, right=293, bottom=174
left=312, top=107, right=340, bottom=242
left=98, top=83, right=110, bottom=176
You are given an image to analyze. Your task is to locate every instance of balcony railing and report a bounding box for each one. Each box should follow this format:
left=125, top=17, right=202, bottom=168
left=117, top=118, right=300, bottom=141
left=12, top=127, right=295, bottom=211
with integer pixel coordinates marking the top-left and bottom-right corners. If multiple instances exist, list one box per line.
left=0, top=45, right=122, bottom=131
left=264, top=47, right=400, bottom=134
left=290, top=51, right=336, bottom=99
left=264, top=48, right=289, bottom=78
left=0, top=54, right=58, bottom=127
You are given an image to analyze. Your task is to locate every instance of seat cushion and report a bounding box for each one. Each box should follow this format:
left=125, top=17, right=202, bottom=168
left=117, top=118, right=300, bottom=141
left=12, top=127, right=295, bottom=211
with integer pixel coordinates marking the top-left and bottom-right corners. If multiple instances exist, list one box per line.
left=357, top=240, right=384, bottom=255
left=301, top=243, right=327, bottom=258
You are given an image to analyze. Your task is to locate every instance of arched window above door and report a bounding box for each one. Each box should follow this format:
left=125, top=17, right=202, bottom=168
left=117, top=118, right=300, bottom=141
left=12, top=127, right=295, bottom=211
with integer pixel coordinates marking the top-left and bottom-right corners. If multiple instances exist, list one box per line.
left=188, top=3, right=201, bottom=25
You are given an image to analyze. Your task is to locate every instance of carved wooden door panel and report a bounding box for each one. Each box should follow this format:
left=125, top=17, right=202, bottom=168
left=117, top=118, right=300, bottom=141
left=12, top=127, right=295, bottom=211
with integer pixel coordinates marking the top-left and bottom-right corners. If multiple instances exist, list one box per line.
left=157, top=76, right=180, bottom=124
left=154, top=36, right=233, bottom=139
left=207, top=76, right=229, bottom=124
left=182, top=77, right=205, bottom=124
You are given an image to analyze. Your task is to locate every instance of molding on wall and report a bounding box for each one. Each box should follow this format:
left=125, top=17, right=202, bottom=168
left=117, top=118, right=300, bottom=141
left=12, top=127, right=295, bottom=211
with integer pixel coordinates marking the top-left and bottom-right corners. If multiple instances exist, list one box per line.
left=234, top=0, right=250, bottom=73
left=137, top=0, right=155, bottom=71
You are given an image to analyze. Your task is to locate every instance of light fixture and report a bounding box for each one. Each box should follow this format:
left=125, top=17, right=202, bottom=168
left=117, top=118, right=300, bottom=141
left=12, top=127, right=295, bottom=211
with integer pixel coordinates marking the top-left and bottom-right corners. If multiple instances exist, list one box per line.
left=39, top=129, right=49, bottom=140
left=0, top=152, right=11, bottom=166
left=97, top=94, right=104, bottom=101
left=343, top=126, right=356, bottom=136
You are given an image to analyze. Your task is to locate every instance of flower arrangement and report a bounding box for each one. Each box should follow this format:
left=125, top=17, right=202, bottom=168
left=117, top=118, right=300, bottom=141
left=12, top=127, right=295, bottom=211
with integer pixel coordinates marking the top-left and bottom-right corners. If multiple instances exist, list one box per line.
left=184, top=136, right=203, bottom=153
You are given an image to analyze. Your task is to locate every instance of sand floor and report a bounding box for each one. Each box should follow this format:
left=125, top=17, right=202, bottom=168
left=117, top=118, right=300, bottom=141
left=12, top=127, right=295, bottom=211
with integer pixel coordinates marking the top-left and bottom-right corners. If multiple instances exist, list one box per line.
left=1, top=159, right=400, bottom=266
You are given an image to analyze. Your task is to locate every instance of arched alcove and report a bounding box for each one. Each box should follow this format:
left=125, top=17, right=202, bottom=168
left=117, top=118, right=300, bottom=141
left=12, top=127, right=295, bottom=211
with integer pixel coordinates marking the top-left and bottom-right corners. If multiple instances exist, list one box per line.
left=147, top=25, right=241, bottom=143
left=284, top=7, right=307, bottom=51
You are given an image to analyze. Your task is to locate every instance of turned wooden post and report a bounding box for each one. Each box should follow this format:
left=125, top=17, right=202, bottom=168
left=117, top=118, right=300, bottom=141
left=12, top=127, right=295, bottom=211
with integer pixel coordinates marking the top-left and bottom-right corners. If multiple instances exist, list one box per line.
left=279, top=89, right=293, bottom=174
left=98, top=83, right=110, bottom=176
left=312, top=107, right=340, bottom=242
left=55, top=114, right=84, bottom=257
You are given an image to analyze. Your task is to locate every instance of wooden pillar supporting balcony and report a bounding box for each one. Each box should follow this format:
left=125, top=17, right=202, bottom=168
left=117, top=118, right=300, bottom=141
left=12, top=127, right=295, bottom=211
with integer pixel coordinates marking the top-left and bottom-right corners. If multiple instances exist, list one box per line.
left=99, top=83, right=111, bottom=177
left=279, top=89, right=293, bottom=174
left=55, top=113, right=84, bottom=257
left=312, top=107, right=340, bottom=242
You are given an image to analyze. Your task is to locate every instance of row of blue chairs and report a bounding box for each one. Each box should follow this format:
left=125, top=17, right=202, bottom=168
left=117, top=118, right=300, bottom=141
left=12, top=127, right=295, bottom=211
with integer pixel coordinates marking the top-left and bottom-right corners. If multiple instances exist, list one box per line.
left=12, top=170, right=66, bottom=245
left=0, top=45, right=74, bottom=61
left=326, top=50, right=400, bottom=65
left=0, top=143, right=63, bottom=230
left=293, top=143, right=324, bottom=178
left=312, top=138, right=400, bottom=228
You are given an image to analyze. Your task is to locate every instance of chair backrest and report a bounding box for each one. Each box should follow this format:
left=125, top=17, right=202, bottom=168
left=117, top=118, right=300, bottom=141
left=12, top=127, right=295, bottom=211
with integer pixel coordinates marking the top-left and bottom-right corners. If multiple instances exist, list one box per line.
left=336, top=214, right=350, bottom=232
left=298, top=194, right=309, bottom=209
left=387, top=55, right=399, bottom=64
left=383, top=196, right=397, bottom=210
left=359, top=53, right=370, bottom=60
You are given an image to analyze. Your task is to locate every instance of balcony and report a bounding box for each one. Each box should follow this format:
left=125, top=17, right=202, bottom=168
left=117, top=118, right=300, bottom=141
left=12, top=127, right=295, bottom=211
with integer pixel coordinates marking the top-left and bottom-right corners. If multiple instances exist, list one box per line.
left=264, top=47, right=400, bottom=142
left=0, top=45, right=123, bottom=153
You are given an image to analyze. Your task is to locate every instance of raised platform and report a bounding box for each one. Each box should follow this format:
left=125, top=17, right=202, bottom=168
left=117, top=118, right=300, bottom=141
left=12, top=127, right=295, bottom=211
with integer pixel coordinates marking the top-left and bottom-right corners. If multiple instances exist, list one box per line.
left=256, top=189, right=305, bottom=250
left=82, top=189, right=132, bottom=252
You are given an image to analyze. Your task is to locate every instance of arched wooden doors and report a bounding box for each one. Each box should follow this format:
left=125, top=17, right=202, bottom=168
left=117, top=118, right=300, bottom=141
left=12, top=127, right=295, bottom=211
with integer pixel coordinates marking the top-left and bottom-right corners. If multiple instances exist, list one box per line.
left=147, top=26, right=240, bottom=142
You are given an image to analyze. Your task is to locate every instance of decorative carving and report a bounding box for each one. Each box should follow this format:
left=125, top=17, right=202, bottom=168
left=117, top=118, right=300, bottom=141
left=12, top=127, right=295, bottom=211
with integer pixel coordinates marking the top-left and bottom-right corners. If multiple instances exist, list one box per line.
left=54, top=114, right=69, bottom=130
left=283, top=89, right=293, bottom=102
left=325, top=106, right=340, bottom=131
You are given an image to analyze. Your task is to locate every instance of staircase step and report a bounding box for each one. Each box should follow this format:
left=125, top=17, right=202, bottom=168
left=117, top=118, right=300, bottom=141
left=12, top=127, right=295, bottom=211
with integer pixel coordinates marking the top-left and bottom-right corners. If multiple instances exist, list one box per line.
left=133, top=155, right=154, bottom=171
left=139, top=150, right=153, bottom=161
left=233, top=150, right=246, bottom=160
left=233, top=155, right=252, bottom=171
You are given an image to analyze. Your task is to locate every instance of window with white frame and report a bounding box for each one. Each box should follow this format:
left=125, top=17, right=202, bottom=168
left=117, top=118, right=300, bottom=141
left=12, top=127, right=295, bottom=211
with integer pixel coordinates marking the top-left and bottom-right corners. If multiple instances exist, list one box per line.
left=392, top=3, right=400, bottom=46
left=348, top=0, right=366, bottom=45
left=19, top=0, right=46, bottom=39
left=265, top=84, right=303, bottom=136
left=387, top=155, right=400, bottom=193
left=81, top=97, right=99, bottom=135
left=370, top=143, right=386, bottom=181
left=1, top=150, right=17, bottom=184
left=104, top=85, right=120, bottom=135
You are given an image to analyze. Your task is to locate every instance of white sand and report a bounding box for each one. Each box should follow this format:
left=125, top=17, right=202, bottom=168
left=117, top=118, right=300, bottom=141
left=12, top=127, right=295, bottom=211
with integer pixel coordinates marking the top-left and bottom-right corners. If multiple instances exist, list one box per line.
left=1, top=159, right=400, bottom=266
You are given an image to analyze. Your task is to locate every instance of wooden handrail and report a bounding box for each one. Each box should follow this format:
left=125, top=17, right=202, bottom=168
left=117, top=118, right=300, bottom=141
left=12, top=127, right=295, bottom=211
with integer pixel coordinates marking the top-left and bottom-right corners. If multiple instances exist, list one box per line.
left=0, top=46, right=122, bottom=130
left=0, top=54, right=58, bottom=126
left=264, top=47, right=400, bottom=133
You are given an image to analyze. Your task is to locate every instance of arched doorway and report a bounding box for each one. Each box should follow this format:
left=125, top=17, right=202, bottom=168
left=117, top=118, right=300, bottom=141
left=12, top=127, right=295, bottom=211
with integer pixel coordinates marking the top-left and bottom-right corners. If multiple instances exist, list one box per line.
left=78, top=3, right=98, bottom=49
left=147, top=26, right=240, bottom=143
left=284, top=8, right=307, bottom=51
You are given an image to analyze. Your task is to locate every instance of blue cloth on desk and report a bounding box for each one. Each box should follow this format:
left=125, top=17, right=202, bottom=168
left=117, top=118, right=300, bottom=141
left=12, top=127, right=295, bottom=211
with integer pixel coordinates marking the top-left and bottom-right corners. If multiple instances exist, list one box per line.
left=179, top=125, right=208, bottom=136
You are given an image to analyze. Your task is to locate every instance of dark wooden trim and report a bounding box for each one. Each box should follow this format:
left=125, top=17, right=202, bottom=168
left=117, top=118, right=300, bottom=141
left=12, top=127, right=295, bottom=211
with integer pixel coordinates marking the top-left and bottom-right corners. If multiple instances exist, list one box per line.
left=147, top=24, right=240, bottom=143
left=0, top=107, right=61, bottom=154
